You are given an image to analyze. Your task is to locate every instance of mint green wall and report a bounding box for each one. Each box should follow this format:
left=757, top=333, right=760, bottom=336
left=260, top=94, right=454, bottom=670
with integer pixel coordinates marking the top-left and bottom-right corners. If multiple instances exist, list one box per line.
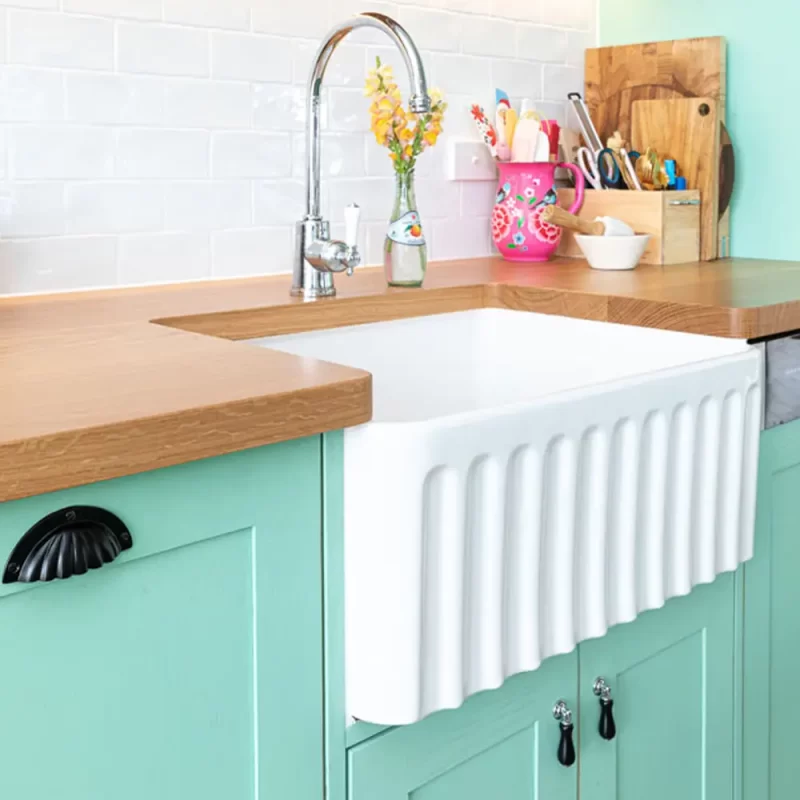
left=598, top=4, right=785, bottom=260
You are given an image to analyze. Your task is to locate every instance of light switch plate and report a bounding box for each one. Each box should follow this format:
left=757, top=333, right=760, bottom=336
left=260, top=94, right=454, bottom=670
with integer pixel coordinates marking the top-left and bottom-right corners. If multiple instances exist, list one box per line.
left=446, top=139, right=497, bottom=182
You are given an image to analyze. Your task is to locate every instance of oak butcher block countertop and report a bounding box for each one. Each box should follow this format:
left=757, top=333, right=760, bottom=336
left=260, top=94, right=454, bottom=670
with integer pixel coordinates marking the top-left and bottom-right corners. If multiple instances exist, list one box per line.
left=2, top=255, right=800, bottom=502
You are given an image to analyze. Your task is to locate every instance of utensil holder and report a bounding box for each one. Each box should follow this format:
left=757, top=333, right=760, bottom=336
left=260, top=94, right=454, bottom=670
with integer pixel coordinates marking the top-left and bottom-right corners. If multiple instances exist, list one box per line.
left=555, top=189, right=701, bottom=265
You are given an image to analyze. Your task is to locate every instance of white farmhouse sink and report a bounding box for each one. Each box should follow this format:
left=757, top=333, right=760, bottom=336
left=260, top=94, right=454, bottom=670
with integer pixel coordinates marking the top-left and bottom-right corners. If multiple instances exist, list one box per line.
left=251, top=309, right=762, bottom=726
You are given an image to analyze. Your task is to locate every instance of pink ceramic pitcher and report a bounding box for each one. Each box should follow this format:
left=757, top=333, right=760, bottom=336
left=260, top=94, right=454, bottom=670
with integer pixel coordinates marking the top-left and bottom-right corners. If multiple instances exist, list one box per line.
left=491, top=162, right=585, bottom=262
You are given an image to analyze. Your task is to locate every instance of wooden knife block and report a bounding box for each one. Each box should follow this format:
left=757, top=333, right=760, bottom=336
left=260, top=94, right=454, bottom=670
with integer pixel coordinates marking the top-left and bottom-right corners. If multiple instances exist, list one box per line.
left=555, top=189, right=701, bottom=265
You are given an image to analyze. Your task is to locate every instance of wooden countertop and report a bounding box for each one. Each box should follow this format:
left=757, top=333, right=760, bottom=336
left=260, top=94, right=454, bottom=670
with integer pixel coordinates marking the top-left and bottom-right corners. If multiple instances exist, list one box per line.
left=2, top=255, right=800, bottom=502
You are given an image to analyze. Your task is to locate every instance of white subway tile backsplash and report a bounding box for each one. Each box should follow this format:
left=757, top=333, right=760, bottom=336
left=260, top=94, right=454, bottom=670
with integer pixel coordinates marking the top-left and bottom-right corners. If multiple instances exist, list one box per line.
left=212, top=227, right=293, bottom=277
left=0, top=0, right=595, bottom=295
left=66, top=73, right=164, bottom=125
left=65, top=182, right=165, bottom=234
left=293, top=43, right=366, bottom=88
left=165, top=79, right=252, bottom=129
left=328, top=177, right=393, bottom=223
left=164, top=0, right=250, bottom=31
left=211, top=31, right=293, bottom=83
left=118, top=232, right=211, bottom=286
left=116, top=129, right=209, bottom=178
left=0, top=67, right=65, bottom=122
left=11, top=126, right=115, bottom=179
left=459, top=15, right=517, bottom=58
left=542, top=63, right=580, bottom=102
left=489, top=0, right=537, bottom=22
left=491, top=59, right=542, bottom=100
left=428, top=53, right=492, bottom=97
left=63, top=0, right=161, bottom=20
left=0, top=182, right=65, bottom=237
left=165, top=180, right=252, bottom=231
left=415, top=179, right=460, bottom=219
left=9, top=10, right=113, bottom=70
left=117, top=21, right=209, bottom=78
left=5, top=0, right=57, bottom=9
left=517, top=25, right=568, bottom=63
left=254, top=179, right=306, bottom=226
left=292, top=132, right=367, bottom=179
left=430, top=216, right=492, bottom=260
left=0, top=235, right=117, bottom=293
left=253, top=84, right=306, bottom=131
left=327, top=88, right=369, bottom=132
left=460, top=181, right=496, bottom=217
left=396, top=7, right=461, bottom=53
left=252, top=0, right=331, bottom=39
left=212, top=132, right=291, bottom=178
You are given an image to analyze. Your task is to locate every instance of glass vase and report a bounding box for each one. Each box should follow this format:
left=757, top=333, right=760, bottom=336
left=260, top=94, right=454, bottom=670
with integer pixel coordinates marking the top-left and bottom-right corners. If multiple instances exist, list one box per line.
left=384, top=169, right=427, bottom=287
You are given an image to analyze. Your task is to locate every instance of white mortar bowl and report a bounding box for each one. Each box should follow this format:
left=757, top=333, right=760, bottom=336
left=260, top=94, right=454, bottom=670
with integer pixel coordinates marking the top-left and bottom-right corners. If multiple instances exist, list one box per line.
left=575, top=233, right=651, bottom=271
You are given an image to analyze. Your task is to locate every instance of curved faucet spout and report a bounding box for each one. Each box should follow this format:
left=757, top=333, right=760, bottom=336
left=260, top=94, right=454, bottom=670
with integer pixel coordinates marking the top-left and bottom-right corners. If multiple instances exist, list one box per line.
left=304, top=12, right=431, bottom=219
left=292, top=12, right=431, bottom=299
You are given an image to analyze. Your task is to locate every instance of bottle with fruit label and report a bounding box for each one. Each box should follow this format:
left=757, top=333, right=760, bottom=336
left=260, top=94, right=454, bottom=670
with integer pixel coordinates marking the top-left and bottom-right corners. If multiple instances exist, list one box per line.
left=384, top=170, right=427, bottom=286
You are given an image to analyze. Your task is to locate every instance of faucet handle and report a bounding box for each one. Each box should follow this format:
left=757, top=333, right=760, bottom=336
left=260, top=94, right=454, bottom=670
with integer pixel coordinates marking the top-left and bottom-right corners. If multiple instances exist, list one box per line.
left=344, top=203, right=361, bottom=250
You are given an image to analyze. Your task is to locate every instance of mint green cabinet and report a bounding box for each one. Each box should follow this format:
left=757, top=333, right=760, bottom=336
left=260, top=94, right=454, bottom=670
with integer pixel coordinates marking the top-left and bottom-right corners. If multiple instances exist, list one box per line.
left=579, top=575, right=738, bottom=800
left=743, top=420, right=800, bottom=800
left=0, top=439, right=323, bottom=800
left=347, top=651, right=578, bottom=800
left=345, top=575, right=738, bottom=800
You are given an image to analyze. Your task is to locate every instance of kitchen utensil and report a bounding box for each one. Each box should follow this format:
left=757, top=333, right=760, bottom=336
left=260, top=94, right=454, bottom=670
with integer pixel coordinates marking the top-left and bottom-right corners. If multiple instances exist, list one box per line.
left=634, top=147, right=670, bottom=191
left=567, top=91, right=604, bottom=152
left=541, top=205, right=635, bottom=236
left=491, top=161, right=585, bottom=261
left=574, top=233, right=651, bottom=270
left=511, top=116, right=541, bottom=162
left=533, top=128, right=551, bottom=162
left=495, top=88, right=511, bottom=108
left=545, top=120, right=560, bottom=160
left=584, top=36, right=728, bottom=257
left=632, top=98, right=718, bottom=257
left=620, top=148, right=642, bottom=190
left=559, top=128, right=581, bottom=164
left=575, top=146, right=623, bottom=190
left=470, top=104, right=498, bottom=159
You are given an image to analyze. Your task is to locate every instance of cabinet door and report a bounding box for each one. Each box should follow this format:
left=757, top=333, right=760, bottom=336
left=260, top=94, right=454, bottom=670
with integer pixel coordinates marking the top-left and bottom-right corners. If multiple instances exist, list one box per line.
left=0, top=439, right=323, bottom=800
left=744, top=421, right=800, bottom=800
left=579, top=574, right=737, bottom=800
left=348, top=651, right=578, bottom=800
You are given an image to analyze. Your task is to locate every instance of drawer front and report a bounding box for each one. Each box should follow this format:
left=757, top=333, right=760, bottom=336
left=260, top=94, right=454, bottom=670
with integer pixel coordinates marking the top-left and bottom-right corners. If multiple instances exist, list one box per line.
left=0, top=438, right=323, bottom=800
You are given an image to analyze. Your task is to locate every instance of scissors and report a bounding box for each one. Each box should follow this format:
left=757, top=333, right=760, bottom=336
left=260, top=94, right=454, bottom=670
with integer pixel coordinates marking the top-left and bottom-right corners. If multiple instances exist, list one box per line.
left=576, top=146, right=641, bottom=190
left=576, top=146, right=624, bottom=189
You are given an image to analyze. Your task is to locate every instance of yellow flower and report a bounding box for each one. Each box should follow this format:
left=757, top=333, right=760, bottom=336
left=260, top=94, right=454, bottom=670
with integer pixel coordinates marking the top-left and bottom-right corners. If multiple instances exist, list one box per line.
left=423, top=129, right=439, bottom=147
left=364, top=57, right=395, bottom=97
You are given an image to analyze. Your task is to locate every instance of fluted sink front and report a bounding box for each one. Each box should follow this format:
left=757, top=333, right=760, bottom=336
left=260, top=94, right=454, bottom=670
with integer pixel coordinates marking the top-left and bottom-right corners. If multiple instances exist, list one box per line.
left=251, top=309, right=762, bottom=726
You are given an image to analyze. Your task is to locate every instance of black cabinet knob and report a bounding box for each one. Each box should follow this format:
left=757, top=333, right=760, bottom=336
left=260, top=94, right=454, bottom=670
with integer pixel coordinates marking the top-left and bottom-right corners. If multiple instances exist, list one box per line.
left=553, top=701, right=576, bottom=767
left=594, top=677, right=616, bottom=741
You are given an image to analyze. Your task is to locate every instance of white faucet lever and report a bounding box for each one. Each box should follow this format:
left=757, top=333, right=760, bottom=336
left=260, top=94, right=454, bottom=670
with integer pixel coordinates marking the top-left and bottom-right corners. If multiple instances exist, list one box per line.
left=345, top=203, right=361, bottom=250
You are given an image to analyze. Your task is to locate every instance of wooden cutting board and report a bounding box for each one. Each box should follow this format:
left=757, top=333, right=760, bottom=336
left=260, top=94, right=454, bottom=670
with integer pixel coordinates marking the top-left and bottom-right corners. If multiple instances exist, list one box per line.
left=632, top=98, right=720, bottom=262
left=585, top=37, right=729, bottom=259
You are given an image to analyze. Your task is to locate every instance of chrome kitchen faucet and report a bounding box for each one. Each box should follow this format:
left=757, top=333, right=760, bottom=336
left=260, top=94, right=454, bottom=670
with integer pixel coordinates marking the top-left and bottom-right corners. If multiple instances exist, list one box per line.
left=291, top=13, right=431, bottom=299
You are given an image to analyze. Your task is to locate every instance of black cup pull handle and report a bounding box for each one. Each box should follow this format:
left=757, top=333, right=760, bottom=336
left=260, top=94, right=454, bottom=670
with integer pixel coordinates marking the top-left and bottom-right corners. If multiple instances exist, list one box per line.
left=594, top=677, right=616, bottom=741
left=553, top=701, right=576, bottom=767
left=3, top=506, right=132, bottom=584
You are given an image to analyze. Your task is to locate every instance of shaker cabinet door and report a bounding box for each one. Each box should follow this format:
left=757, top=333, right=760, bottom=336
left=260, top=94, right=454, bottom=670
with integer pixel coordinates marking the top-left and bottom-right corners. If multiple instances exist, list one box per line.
left=348, top=651, right=578, bottom=800
left=0, top=438, right=324, bottom=800
left=578, top=574, right=737, bottom=800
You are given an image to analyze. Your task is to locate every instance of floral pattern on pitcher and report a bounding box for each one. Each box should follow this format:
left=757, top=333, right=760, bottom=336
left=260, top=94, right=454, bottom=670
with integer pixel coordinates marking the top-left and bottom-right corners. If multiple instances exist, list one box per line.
left=491, top=161, right=584, bottom=262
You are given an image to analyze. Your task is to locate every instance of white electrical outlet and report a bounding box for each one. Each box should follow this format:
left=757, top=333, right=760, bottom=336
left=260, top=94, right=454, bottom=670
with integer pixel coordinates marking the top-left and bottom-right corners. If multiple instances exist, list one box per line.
left=446, top=139, right=497, bottom=182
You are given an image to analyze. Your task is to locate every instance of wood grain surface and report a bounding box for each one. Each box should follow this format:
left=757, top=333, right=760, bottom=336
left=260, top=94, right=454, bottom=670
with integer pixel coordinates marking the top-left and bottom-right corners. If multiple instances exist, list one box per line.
left=584, top=36, right=729, bottom=256
left=2, top=254, right=800, bottom=501
left=632, top=97, right=720, bottom=261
